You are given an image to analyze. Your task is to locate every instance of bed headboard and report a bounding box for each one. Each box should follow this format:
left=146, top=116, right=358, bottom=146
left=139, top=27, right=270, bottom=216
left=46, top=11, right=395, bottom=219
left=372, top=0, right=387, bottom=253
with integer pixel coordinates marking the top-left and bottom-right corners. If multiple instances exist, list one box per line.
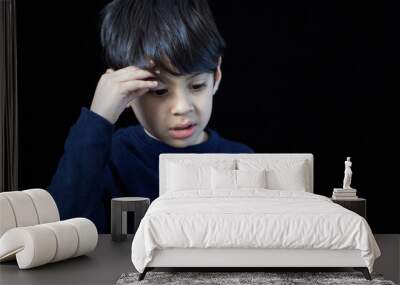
left=159, top=153, right=314, bottom=195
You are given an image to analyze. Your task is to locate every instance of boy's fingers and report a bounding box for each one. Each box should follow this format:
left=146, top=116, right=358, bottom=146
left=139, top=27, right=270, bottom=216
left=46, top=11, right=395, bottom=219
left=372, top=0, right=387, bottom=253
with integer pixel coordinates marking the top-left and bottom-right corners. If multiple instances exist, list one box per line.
left=114, top=68, right=158, bottom=83
left=121, top=79, right=158, bottom=91
left=126, top=88, right=150, bottom=108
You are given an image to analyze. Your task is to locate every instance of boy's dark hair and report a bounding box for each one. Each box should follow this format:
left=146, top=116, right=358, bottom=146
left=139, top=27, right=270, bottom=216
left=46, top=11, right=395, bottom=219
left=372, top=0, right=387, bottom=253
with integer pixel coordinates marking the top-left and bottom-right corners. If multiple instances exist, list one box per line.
left=99, top=0, right=226, bottom=83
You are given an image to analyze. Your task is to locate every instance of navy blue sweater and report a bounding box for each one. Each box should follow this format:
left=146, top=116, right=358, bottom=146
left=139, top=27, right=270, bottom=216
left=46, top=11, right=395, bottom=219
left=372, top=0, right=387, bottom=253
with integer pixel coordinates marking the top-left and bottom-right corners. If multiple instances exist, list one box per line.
left=47, top=107, right=255, bottom=233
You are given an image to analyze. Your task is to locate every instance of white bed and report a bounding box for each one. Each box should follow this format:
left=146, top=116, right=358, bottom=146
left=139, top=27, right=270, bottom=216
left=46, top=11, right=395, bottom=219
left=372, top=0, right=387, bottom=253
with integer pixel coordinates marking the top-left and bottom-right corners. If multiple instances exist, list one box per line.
left=130, top=153, right=381, bottom=281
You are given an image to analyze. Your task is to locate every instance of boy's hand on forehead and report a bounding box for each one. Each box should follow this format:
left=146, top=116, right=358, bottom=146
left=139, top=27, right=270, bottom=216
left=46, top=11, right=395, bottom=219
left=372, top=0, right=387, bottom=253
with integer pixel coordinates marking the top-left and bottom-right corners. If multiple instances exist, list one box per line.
left=105, top=62, right=160, bottom=81
left=89, top=62, right=160, bottom=125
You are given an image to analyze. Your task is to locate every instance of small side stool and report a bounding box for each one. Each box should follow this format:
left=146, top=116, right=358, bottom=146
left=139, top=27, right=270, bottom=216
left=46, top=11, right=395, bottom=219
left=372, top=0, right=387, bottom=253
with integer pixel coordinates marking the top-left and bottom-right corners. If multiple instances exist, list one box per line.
left=111, top=197, right=150, bottom=242
left=331, top=197, right=367, bottom=219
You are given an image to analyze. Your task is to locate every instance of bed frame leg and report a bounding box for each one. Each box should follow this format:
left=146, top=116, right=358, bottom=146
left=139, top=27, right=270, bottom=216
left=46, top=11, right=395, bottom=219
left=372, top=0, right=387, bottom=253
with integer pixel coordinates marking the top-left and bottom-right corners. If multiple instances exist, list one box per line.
left=354, top=267, right=371, bottom=280
left=138, top=267, right=148, bottom=281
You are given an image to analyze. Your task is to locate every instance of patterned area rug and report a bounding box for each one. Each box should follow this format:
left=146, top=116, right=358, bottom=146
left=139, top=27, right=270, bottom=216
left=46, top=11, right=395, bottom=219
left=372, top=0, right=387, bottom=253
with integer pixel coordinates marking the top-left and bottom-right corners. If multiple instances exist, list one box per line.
left=116, top=271, right=397, bottom=285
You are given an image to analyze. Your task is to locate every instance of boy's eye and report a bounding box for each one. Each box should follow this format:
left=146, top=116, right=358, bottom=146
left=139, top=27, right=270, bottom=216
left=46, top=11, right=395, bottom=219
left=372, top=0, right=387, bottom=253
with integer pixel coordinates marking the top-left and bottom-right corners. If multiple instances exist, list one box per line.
left=153, top=89, right=168, bottom=96
left=192, top=83, right=206, bottom=90
left=151, top=83, right=206, bottom=96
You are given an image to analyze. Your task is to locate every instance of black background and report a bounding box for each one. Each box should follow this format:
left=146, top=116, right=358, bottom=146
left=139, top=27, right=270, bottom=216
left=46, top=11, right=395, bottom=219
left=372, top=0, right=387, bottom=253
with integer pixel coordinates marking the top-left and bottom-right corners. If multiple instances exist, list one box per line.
left=16, top=0, right=399, bottom=233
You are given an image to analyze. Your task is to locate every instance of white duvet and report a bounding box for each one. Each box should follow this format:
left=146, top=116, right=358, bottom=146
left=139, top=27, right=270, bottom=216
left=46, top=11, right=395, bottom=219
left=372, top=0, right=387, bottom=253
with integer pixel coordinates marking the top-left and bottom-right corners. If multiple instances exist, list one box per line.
left=131, top=189, right=381, bottom=273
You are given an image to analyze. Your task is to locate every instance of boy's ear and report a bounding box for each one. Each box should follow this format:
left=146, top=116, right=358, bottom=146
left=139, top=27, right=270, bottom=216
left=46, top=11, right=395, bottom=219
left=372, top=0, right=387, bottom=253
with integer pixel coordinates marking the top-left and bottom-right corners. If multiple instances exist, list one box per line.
left=212, top=56, right=222, bottom=96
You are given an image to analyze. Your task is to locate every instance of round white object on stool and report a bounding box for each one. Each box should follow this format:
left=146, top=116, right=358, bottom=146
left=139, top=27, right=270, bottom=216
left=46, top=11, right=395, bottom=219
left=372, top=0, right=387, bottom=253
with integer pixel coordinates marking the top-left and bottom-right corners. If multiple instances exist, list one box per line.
left=23, top=188, right=60, bottom=223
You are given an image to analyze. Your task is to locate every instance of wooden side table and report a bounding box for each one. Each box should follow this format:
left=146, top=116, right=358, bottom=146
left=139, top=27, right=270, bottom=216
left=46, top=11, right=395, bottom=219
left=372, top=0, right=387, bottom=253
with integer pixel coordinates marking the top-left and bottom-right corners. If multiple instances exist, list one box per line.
left=111, top=197, right=150, bottom=242
left=331, top=197, right=367, bottom=219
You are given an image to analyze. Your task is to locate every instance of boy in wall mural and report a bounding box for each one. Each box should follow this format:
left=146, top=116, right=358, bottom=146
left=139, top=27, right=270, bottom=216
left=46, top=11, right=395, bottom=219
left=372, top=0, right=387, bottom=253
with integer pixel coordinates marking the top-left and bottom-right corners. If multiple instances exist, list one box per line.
left=48, top=0, right=254, bottom=233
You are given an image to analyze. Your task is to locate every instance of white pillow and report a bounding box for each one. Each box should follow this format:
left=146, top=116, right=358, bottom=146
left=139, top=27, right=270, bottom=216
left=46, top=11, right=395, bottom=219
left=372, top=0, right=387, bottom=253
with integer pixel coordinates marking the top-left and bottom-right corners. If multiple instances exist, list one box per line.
left=211, top=168, right=268, bottom=190
left=211, top=168, right=236, bottom=190
left=166, top=159, right=236, bottom=192
left=167, top=162, right=211, bottom=191
left=236, top=169, right=268, bottom=188
left=237, top=159, right=308, bottom=191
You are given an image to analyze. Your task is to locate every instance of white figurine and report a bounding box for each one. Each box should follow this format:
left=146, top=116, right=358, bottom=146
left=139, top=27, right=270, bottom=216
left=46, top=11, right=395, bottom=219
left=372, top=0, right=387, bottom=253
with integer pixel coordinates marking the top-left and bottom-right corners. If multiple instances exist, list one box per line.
left=343, top=157, right=353, bottom=189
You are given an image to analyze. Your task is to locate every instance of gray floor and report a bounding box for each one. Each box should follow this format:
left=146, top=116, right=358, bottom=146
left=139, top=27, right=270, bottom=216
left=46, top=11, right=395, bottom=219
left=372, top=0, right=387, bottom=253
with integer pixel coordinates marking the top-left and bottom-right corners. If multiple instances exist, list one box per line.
left=373, top=234, right=400, bottom=284
left=0, top=234, right=398, bottom=285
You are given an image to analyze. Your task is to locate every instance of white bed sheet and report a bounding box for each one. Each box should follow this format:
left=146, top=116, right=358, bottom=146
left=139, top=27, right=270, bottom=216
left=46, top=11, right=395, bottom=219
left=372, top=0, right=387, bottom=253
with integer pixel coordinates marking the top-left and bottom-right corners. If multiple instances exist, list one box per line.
left=131, top=189, right=381, bottom=273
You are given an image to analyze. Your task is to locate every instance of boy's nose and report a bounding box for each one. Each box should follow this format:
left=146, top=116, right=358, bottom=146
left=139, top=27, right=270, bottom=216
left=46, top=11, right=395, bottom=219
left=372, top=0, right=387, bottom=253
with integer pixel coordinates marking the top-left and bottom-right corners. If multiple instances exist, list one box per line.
left=171, top=93, right=194, bottom=115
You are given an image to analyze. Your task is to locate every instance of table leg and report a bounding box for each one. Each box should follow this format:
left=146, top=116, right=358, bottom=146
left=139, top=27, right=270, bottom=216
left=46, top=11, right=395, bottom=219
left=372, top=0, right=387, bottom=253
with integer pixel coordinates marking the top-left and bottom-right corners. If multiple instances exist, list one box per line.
left=111, top=201, right=126, bottom=242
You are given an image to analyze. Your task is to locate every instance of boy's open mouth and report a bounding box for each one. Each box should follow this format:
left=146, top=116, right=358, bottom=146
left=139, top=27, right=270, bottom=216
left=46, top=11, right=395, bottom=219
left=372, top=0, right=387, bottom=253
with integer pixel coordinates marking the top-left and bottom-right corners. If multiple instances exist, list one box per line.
left=170, top=121, right=196, bottom=130
left=169, top=123, right=197, bottom=139
left=170, top=123, right=196, bottom=130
